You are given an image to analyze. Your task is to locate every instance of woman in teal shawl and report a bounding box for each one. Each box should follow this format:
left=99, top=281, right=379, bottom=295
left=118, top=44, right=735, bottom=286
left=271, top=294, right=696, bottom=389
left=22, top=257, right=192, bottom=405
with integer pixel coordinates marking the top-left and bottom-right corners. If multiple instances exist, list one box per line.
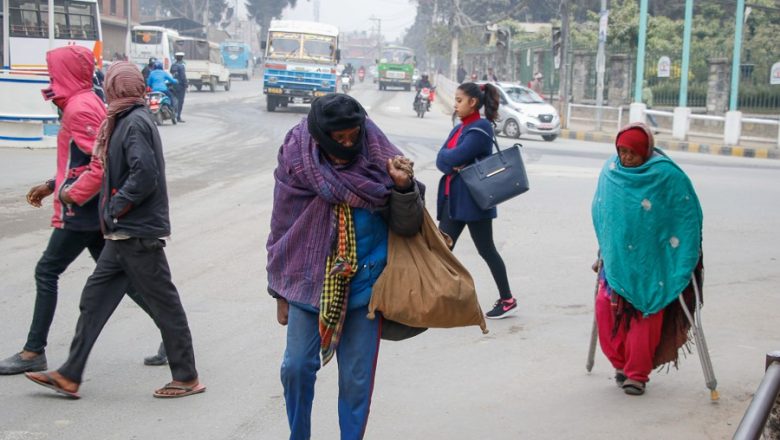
left=592, top=122, right=703, bottom=396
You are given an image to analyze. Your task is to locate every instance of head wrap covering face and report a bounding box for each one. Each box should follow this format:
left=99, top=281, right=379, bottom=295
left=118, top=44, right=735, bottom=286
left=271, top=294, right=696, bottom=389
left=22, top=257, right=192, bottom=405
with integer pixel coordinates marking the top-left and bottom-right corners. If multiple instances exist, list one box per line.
left=307, top=94, right=367, bottom=161
left=615, top=123, right=654, bottom=160
left=94, top=61, right=147, bottom=160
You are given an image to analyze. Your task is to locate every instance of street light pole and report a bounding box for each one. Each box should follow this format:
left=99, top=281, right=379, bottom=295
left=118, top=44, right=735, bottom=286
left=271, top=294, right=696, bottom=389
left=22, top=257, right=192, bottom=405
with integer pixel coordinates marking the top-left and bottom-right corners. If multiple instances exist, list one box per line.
left=595, top=0, right=607, bottom=131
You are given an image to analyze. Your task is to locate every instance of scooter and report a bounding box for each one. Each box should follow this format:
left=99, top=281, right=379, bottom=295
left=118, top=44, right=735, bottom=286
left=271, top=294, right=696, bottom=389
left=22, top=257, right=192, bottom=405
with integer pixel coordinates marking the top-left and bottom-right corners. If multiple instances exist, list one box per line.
left=341, top=74, right=351, bottom=94
left=145, top=86, right=177, bottom=126
left=414, top=87, right=435, bottom=118
left=358, top=69, right=365, bottom=83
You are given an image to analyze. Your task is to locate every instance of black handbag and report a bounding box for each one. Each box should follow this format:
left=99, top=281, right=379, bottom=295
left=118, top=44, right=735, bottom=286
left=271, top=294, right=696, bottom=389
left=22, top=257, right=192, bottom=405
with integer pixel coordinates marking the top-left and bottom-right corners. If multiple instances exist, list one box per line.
left=458, top=127, right=529, bottom=210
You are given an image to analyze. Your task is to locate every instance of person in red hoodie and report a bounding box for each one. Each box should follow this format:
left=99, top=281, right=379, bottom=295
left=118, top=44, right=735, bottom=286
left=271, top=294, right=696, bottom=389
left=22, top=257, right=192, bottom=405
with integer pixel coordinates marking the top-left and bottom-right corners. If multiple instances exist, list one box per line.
left=0, top=46, right=161, bottom=375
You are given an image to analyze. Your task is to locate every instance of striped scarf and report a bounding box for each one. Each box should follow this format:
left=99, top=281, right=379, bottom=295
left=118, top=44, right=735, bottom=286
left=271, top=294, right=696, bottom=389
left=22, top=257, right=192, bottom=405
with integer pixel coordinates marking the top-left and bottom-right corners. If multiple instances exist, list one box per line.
left=319, top=203, right=357, bottom=365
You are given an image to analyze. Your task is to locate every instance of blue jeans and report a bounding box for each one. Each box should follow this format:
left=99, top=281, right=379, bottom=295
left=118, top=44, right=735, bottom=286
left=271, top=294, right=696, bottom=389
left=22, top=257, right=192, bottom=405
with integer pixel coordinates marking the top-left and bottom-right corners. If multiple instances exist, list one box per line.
left=281, top=305, right=381, bottom=440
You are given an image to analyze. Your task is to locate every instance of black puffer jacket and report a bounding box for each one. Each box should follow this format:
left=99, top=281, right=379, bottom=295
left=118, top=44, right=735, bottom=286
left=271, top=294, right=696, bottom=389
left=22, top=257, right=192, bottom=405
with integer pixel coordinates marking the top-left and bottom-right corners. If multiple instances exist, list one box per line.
left=101, top=105, right=170, bottom=238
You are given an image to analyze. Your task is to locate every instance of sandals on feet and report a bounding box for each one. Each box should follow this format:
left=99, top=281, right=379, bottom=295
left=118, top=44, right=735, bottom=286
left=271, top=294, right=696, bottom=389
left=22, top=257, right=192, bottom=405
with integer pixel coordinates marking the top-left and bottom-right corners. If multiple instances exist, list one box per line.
left=153, top=382, right=206, bottom=399
left=25, top=372, right=80, bottom=399
left=622, top=378, right=646, bottom=396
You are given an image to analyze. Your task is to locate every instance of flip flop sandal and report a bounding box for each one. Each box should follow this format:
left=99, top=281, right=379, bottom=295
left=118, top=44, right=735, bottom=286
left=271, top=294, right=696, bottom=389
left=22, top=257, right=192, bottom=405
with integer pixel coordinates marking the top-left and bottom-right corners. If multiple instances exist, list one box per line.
left=153, top=382, right=206, bottom=399
left=25, top=372, right=80, bottom=399
left=622, top=379, right=646, bottom=396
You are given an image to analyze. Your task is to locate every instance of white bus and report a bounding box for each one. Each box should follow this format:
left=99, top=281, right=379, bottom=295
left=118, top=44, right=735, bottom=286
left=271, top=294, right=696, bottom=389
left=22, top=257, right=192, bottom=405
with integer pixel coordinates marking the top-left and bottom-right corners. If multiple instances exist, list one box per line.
left=1, top=0, right=103, bottom=147
left=127, top=25, right=179, bottom=71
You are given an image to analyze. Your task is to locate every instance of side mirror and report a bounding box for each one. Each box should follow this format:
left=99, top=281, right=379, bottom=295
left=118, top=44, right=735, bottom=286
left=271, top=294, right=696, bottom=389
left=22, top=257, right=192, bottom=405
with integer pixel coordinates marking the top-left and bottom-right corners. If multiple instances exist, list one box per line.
left=261, top=41, right=267, bottom=50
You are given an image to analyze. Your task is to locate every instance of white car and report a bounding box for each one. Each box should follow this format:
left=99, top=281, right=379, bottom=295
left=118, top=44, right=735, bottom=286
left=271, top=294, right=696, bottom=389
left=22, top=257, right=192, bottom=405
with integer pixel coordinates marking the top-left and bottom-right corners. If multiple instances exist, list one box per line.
left=479, top=81, right=561, bottom=141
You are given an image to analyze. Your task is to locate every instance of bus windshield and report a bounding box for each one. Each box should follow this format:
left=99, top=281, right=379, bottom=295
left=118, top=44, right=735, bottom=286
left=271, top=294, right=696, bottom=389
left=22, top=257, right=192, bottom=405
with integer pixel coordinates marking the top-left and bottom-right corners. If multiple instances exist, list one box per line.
left=132, top=30, right=162, bottom=45
left=380, top=48, right=413, bottom=64
left=267, top=32, right=336, bottom=63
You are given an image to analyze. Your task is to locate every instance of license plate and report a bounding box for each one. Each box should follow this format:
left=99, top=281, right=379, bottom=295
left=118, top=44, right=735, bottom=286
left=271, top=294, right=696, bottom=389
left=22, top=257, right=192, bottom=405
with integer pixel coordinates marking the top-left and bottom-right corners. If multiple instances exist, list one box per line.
left=267, top=87, right=283, bottom=94
left=386, top=71, right=405, bottom=79
left=314, top=91, right=328, bottom=97
left=539, top=123, right=553, bottom=129
left=293, top=97, right=303, bottom=104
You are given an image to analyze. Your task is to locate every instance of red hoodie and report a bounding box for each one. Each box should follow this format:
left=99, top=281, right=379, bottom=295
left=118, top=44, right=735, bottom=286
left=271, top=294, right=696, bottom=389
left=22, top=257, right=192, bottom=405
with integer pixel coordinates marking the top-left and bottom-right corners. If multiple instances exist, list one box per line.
left=42, top=46, right=106, bottom=230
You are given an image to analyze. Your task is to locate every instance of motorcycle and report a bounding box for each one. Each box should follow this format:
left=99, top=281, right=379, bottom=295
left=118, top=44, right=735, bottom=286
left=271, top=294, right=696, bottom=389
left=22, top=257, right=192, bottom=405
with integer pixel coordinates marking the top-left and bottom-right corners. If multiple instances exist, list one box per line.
left=414, top=87, right=435, bottom=118
left=341, top=74, right=351, bottom=94
left=145, top=86, right=177, bottom=126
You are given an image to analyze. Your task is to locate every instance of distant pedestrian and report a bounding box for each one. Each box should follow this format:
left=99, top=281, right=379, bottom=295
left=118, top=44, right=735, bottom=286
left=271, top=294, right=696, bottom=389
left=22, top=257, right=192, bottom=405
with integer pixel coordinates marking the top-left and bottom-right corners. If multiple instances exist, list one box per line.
left=592, top=122, right=703, bottom=396
left=170, top=51, right=188, bottom=122
left=267, top=94, right=423, bottom=438
left=436, top=82, right=518, bottom=319
left=0, top=46, right=161, bottom=376
left=25, top=62, right=204, bottom=399
left=528, top=72, right=544, bottom=98
left=457, top=64, right=467, bottom=83
left=482, top=67, right=499, bottom=82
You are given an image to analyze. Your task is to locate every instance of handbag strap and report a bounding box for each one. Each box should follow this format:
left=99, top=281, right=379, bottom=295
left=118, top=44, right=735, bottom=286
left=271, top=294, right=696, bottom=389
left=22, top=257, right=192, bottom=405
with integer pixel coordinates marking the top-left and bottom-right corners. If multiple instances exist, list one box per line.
left=464, top=127, right=502, bottom=153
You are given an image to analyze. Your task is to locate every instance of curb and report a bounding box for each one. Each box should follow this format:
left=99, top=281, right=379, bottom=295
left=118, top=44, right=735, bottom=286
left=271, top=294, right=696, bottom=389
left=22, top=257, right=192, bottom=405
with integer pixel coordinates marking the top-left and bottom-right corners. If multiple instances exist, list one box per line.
left=560, top=129, right=780, bottom=160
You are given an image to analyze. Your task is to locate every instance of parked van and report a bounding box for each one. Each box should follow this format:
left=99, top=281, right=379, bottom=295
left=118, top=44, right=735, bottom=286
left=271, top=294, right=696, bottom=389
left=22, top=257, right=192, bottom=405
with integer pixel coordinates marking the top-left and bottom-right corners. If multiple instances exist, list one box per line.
left=128, top=25, right=180, bottom=71
left=174, top=37, right=231, bottom=92
left=220, top=41, right=253, bottom=80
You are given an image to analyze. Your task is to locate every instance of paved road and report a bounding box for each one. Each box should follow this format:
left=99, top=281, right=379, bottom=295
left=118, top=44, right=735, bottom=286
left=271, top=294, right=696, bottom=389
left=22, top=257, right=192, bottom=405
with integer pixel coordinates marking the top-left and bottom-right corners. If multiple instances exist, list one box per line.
left=0, top=79, right=779, bottom=439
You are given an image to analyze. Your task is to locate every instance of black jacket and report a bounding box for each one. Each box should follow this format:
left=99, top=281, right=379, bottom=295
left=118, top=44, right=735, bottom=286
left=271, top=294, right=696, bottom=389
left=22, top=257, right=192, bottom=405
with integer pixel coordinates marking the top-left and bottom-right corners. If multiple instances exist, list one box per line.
left=101, top=105, right=170, bottom=238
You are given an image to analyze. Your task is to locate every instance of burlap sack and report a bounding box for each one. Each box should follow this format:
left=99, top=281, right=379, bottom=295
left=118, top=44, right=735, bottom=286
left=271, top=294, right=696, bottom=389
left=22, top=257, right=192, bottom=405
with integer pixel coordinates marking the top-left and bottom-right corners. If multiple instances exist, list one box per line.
left=368, top=209, right=488, bottom=335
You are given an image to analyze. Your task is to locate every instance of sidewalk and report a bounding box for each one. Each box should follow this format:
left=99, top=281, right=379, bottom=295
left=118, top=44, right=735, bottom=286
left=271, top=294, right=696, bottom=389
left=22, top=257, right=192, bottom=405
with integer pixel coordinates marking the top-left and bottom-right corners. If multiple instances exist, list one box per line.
left=563, top=121, right=780, bottom=160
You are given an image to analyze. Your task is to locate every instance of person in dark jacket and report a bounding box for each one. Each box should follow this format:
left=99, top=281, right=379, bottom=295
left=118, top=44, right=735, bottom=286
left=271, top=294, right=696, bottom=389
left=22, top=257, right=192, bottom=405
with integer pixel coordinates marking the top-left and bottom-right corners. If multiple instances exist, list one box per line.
left=141, top=57, right=155, bottom=82
left=436, top=82, right=517, bottom=319
left=267, top=94, right=423, bottom=438
left=25, top=62, right=205, bottom=399
left=0, top=46, right=162, bottom=376
left=169, top=52, right=188, bottom=122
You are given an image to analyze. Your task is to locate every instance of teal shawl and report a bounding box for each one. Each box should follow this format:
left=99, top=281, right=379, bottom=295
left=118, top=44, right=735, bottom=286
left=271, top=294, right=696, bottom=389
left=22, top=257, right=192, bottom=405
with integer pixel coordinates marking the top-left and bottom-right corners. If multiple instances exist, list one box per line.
left=592, top=149, right=702, bottom=315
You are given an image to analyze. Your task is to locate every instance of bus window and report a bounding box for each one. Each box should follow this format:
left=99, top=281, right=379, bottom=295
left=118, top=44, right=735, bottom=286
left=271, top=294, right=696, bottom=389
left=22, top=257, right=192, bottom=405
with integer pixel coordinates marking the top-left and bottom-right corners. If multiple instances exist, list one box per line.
left=268, top=34, right=299, bottom=59
left=9, top=0, right=42, bottom=37
left=302, top=37, right=334, bottom=62
left=133, top=29, right=162, bottom=45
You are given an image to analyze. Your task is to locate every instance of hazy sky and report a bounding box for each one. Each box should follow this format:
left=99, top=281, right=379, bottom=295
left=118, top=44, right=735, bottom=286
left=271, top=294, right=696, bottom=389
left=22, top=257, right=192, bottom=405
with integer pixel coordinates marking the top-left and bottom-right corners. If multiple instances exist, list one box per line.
left=281, top=0, right=417, bottom=42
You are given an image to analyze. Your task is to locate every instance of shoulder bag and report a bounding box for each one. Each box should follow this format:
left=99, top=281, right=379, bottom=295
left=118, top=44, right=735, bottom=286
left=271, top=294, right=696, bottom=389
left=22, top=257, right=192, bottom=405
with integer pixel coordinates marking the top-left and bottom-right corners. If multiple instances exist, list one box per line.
left=458, top=127, right=529, bottom=210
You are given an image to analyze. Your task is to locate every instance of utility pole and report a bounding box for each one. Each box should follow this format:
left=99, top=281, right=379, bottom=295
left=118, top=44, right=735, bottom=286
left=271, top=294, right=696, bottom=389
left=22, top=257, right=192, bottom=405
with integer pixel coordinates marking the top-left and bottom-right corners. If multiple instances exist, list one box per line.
left=595, top=0, right=607, bottom=130
left=369, top=16, right=382, bottom=60
left=313, top=0, right=320, bottom=22
left=557, top=0, right=570, bottom=128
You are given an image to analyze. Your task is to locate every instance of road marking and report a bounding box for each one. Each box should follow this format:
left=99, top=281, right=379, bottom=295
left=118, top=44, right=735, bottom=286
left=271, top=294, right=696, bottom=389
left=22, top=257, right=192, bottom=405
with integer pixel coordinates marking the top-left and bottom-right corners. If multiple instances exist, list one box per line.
left=386, top=106, right=401, bottom=113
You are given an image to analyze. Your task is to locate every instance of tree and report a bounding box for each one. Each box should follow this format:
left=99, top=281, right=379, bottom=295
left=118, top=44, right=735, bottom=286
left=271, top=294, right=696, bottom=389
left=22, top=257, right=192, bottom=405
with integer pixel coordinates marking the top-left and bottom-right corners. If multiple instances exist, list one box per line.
left=139, top=0, right=229, bottom=26
left=245, top=0, right=302, bottom=40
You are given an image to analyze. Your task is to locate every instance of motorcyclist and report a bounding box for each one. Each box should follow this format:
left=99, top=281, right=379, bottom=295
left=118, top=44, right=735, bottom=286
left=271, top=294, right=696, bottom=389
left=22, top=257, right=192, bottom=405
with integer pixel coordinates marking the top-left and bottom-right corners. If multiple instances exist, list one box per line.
left=357, top=65, right=365, bottom=82
left=147, top=61, right=178, bottom=111
left=141, top=57, right=156, bottom=82
left=413, top=73, right=434, bottom=110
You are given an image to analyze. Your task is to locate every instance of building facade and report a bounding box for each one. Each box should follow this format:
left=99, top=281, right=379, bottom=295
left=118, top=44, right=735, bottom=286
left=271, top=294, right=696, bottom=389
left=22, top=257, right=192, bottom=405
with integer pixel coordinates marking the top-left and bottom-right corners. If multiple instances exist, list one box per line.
left=99, top=0, right=139, bottom=61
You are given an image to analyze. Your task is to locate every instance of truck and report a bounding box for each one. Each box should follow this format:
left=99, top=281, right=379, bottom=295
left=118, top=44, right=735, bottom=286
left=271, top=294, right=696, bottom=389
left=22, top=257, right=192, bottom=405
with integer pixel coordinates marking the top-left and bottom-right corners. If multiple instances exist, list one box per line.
left=262, top=20, right=340, bottom=112
left=377, top=45, right=415, bottom=91
left=174, top=37, right=231, bottom=92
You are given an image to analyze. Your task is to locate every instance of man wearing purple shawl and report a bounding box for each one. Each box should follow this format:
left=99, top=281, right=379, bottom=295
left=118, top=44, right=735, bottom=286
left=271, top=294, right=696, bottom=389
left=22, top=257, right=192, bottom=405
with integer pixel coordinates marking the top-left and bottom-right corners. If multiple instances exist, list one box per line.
left=266, top=94, right=423, bottom=439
